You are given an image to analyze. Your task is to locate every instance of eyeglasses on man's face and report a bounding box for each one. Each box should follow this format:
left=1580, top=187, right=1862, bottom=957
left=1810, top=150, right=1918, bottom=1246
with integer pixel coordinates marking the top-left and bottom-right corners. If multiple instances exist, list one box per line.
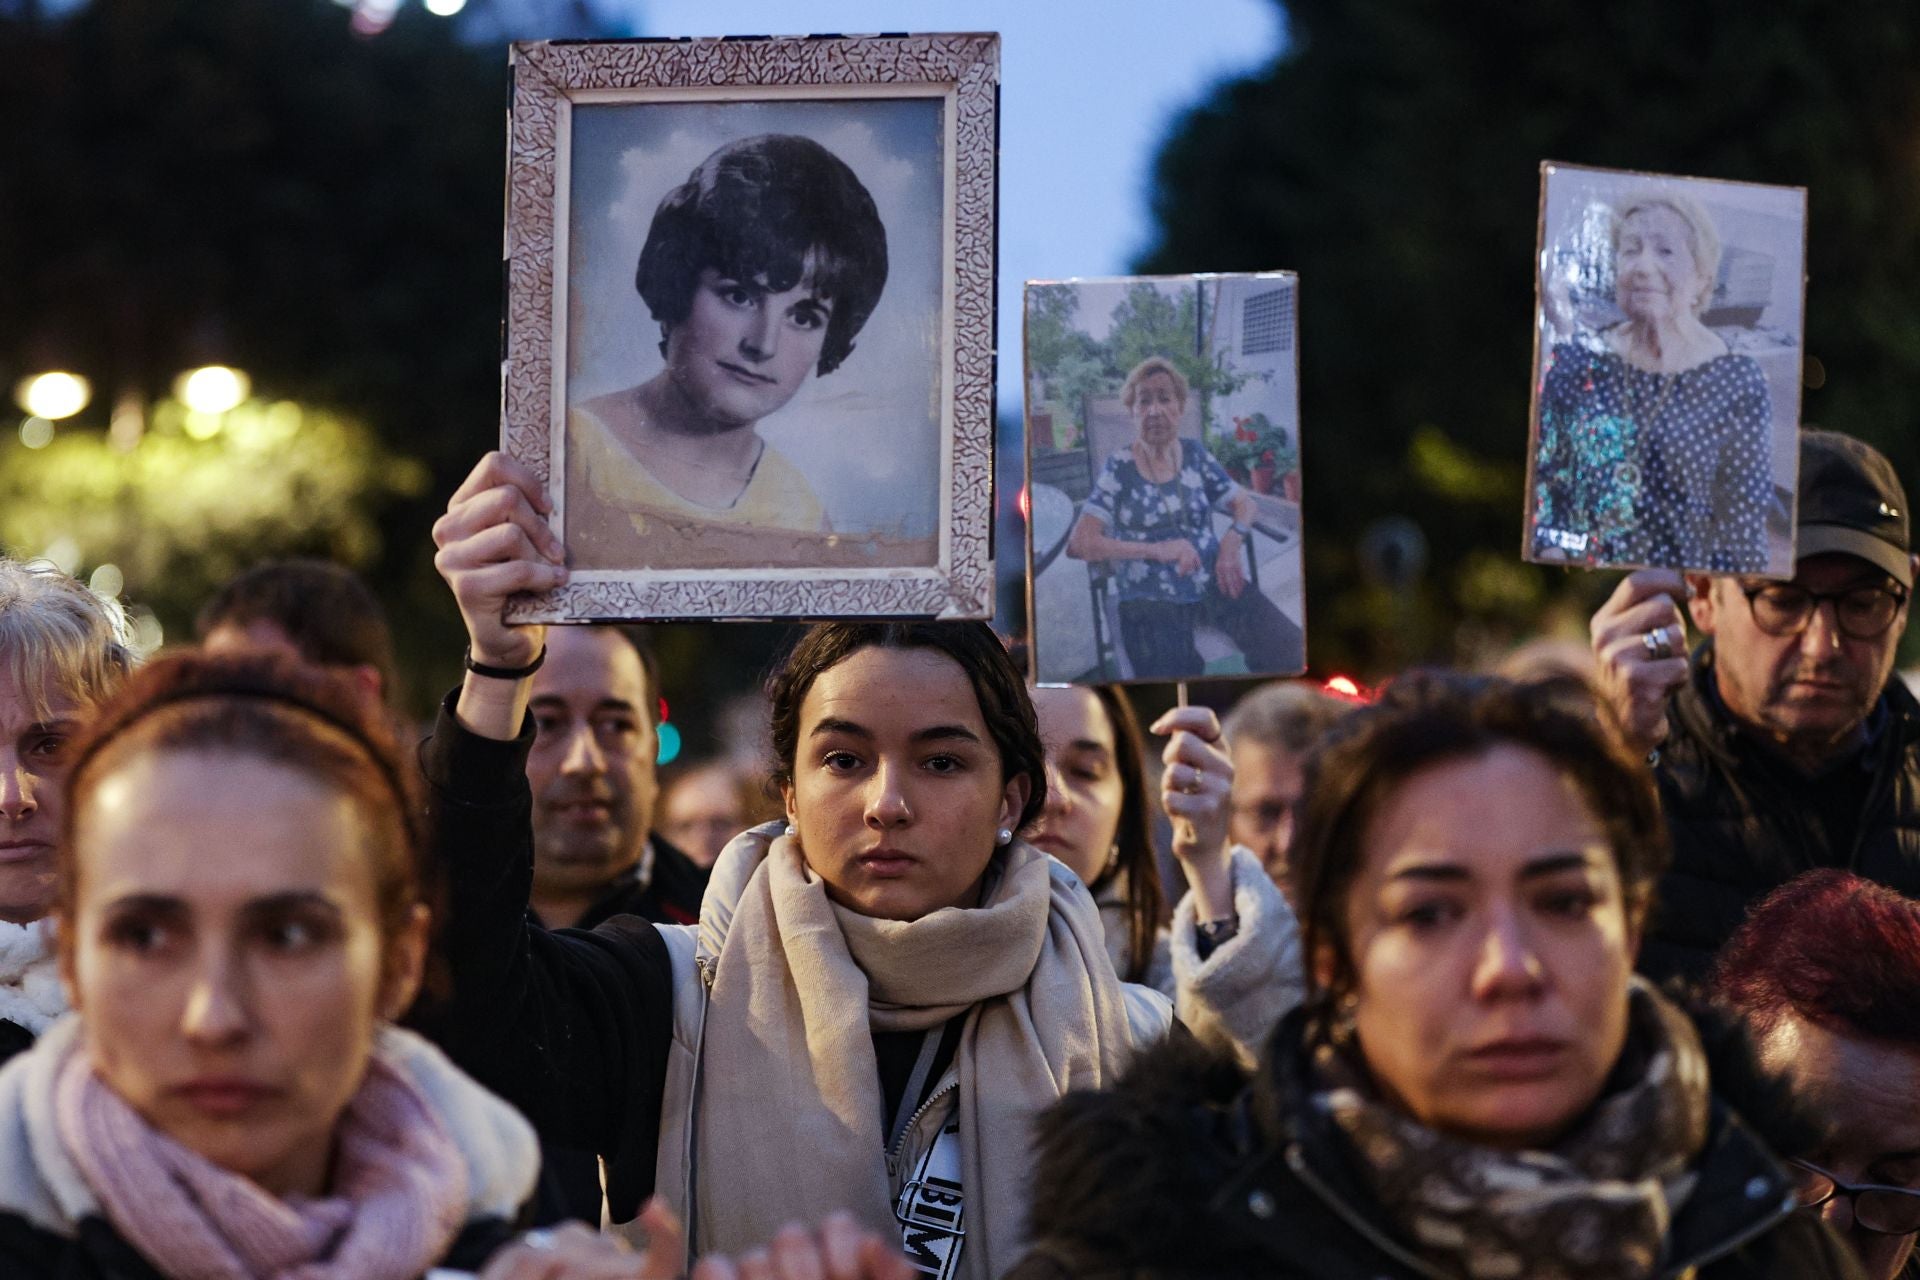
left=1791, top=1158, right=1920, bottom=1235
left=1738, top=581, right=1909, bottom=642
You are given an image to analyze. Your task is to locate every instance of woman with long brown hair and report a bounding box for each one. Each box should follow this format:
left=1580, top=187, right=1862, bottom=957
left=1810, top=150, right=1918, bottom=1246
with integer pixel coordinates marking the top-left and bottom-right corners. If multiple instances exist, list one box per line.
left=1024, top=683, right=1300, bottom=1054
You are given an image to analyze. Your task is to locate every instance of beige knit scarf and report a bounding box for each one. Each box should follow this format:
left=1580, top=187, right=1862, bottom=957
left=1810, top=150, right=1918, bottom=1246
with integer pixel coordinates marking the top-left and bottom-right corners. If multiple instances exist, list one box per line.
left=693, top=833, right=1138, bottom=1280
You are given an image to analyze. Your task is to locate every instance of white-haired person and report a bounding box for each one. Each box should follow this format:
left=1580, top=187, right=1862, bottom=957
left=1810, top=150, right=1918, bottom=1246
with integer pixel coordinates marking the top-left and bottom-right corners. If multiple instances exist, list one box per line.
left=0, top=560, right=134, bottom=1066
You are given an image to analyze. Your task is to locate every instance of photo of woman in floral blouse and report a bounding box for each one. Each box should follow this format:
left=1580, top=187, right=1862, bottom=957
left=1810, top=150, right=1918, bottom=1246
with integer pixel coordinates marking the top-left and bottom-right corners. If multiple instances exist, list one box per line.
left=1065, top=356, right=1303, bottom=679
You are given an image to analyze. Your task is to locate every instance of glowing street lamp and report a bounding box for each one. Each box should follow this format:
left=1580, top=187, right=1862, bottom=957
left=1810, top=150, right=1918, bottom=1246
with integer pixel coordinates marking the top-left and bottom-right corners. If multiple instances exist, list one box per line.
left=174, top=366, right=251, bottom=416
left=14, top=372, right=91, bottom=421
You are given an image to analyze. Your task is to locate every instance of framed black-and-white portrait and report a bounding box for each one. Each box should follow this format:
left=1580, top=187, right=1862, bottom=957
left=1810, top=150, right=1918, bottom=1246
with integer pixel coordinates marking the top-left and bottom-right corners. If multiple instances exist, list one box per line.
left=1023, top=273, right=1307, bottom=686
left=1524, top=162, right=1808, bottom=577
left=500, top=34, right=998, bottom=621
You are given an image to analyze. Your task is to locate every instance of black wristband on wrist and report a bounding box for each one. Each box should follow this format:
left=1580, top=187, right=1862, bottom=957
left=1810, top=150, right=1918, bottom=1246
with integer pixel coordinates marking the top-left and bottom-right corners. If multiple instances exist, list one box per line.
left=1195, top=916, right=1239, bottom=946
left=1194, top=914, right=1239, bottom=961
left=463, top=644, right=546, bottom=681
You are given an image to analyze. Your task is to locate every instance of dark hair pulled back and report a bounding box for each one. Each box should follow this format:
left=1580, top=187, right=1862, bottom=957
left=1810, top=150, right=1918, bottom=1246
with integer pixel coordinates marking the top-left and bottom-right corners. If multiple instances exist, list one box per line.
left=766, top=622, right=1046, bottom=832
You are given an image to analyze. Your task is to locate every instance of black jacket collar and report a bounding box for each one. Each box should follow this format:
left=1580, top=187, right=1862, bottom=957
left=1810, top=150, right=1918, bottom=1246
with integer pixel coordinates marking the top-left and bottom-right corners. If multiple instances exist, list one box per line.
left=1215, top=1005, right=1801, bottom=1277
left=1673, top=640, right=1920, bottom=776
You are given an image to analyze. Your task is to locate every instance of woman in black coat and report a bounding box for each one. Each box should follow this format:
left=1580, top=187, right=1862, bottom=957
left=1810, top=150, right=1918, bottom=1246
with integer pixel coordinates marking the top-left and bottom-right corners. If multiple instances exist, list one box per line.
left=1013, top=672, right=1866, bottom=1280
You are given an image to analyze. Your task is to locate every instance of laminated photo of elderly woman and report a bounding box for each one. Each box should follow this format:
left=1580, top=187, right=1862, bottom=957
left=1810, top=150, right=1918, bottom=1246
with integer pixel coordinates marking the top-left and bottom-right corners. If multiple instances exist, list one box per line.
left=561, top=98, right=946, bottom=573
left=1025, top=275, right=1307, bottom=685
left=1526, top=165, right=1806, bottom=577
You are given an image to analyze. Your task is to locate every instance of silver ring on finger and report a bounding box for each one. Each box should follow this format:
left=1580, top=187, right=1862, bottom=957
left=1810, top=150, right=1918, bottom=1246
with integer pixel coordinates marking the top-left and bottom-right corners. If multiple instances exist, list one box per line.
left=1642, top=626, right=1673, bottom=661
left=521, top=1229, right=557, bottom=1252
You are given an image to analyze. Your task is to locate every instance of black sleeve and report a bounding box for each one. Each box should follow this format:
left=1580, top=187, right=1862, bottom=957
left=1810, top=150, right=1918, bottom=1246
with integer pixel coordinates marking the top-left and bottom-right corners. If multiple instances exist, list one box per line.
left=412, top=690, right=676, bottom=1172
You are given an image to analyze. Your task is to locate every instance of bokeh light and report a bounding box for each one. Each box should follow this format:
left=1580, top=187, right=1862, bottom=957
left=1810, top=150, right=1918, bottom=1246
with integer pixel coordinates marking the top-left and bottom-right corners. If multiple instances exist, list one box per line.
left=174, top=365, right=251, bottom=415
left=19, top=418, right=54, bottom=449
left=424, top=0, right=467, bottom=14
left=88, top=563, right=124, bottom=599
left=182, top=410, right=225, bottom=441
left=656, top=721, right=683, bottom=767
left=41, top=536, right=80, bottom=575
left=128, top=606, right=166, bottom=657
left=15, top=372, right=91, bottom=421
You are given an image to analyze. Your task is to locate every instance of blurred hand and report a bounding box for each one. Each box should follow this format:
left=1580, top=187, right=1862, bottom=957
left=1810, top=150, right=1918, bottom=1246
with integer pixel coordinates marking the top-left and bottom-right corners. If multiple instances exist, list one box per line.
left=1590, top=568, right=1692, bottom=756
left=1159, top=539, right=1203, bottom=576
left=1215, top=534, right=1248, bottom=598
left=689, top=1212, right=915, bottom=1280
left=433, top=451, right=566, bottom=670
left=476, top=1220, right=646, bottom=1280
left=1152, top=706, right=1235, bottom=920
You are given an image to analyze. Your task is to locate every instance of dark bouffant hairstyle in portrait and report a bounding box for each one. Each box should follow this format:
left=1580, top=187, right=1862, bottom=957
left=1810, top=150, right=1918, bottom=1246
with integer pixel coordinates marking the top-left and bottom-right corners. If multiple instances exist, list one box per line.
left=58, top=651, right=425, bottom=952
left=1713, top=869, right=1920, bottom=1048
left=1288, top=670, right=1667, bottom=1007
left=196, top=559, right=397, bottom=702
left=636, top=134, right=890, bottom=377
left=767, top=622, right=1046, bottom=832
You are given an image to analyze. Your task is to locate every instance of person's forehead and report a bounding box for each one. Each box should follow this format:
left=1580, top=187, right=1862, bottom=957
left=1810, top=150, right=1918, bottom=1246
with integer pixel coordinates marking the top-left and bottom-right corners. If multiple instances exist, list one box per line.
left=666, top=774, right=740, bottom=817
left=533, top=629, right=649, bottom=708
left=0, top=664, right=87, bottom=735
left=1231, top=737, right=1305, bottom=786
left=703, top=261, right=831, bottom=303
left=1625, top=205, right=1686, bottom=232
left=1031, top=685, right=1112, bottom=751
left=1790, top=551, right=1899, bottom=591
left=804, top=646, right=984, bottom=733
left=1360, top=747, right=1607, bottom=874
left=202, top=617, right=301, bottom=660
left=80, top=752, right=367, bottom=904
left=1770, top=1016, right=1920, bottom=1149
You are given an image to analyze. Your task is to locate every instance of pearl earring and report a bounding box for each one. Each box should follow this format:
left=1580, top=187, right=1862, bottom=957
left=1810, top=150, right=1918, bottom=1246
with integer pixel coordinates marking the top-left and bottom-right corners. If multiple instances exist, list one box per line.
left=995, top=827, right=1013, bottom=846
left=783, top=822, right=797, bottom=837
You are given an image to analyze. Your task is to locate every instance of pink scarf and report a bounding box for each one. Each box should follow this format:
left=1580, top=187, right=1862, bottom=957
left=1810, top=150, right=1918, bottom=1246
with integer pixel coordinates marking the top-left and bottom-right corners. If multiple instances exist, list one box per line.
left=54, top=1042, right=471, bottom=1280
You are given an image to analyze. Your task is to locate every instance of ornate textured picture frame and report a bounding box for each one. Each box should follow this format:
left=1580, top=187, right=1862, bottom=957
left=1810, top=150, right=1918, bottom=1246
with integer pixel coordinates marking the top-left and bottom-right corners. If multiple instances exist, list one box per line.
left=501, top=34, right=999, bottom=622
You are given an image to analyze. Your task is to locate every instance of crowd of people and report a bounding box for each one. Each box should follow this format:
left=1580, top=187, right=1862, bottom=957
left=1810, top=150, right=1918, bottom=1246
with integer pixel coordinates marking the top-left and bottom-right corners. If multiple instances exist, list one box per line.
left=0, top=423, right=1909, bottom=1278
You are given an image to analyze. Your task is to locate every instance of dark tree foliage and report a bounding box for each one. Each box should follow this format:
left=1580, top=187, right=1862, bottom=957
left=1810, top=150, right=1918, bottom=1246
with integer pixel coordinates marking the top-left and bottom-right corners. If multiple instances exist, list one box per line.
left=0, top=0, right=509, bottom=701
left=0, top=0, right=506, bottom=463
left=1138, top=0, right=1920, bottom=674
left=0, top=1, right=882, bottom=749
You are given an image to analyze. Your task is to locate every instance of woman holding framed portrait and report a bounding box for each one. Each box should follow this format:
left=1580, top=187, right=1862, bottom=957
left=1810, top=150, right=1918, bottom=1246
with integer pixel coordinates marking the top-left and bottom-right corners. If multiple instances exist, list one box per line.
left=425, top=453, right=1305, bottom=1277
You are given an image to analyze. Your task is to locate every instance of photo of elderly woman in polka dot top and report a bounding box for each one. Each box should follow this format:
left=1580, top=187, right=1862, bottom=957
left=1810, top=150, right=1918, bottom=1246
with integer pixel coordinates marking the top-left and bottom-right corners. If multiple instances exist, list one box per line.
left=1527, top=171, right=1805, bottom=576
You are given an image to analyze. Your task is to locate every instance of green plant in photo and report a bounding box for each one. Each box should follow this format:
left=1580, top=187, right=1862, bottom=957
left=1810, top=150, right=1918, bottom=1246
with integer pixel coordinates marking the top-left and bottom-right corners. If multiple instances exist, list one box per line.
left=1206, top=410, right=1296, bottom=485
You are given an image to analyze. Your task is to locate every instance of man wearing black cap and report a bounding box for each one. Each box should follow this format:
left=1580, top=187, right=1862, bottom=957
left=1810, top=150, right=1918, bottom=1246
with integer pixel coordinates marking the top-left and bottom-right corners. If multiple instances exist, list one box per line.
left=1591, top=429, right=1920, bottom=980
